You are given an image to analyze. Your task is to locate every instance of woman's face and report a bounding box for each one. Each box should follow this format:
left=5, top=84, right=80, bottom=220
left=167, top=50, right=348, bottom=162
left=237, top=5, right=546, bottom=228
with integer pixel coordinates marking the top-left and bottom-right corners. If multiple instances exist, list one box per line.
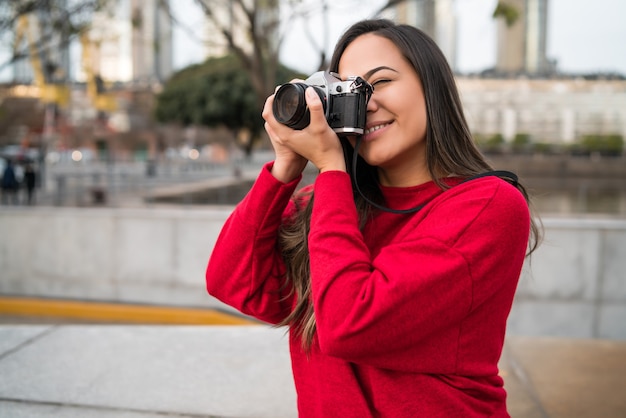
left=338, top=33, right=430, bottom=187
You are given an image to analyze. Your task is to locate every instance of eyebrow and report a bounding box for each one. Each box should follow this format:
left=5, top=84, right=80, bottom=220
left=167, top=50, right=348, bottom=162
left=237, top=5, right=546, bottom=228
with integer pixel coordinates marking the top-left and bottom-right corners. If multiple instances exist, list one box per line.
left=363, top=66, right=398, bottom=80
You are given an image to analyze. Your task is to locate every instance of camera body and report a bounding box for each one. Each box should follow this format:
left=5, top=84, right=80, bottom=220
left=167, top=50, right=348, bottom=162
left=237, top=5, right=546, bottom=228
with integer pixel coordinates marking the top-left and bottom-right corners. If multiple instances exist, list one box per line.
left=272, top=71, right=372, bottom=136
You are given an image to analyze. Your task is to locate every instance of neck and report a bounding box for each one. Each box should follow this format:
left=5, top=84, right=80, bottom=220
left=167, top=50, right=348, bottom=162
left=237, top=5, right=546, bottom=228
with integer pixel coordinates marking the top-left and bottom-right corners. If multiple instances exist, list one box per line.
left=378, top=166, right=432, bottom=187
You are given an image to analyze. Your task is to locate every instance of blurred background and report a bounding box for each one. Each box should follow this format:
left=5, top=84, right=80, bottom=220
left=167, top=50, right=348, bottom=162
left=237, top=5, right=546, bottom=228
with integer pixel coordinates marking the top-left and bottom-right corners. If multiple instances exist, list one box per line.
left=0, top=0, right=624, bottom=212
left=0, top=0, right=625, bottom=331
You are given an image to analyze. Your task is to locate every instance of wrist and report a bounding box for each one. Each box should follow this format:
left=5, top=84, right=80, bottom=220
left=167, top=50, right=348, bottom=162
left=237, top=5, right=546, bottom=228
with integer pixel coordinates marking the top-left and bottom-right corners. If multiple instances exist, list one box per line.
left=271, top=159, right=306, bottom=183
left=317, top=156, right=347, bottom=174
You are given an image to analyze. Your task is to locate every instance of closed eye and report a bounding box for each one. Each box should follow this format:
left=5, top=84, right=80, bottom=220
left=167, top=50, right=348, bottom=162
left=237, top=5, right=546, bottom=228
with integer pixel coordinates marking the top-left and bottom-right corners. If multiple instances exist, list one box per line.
left=372, top=79, right=391, bottom=87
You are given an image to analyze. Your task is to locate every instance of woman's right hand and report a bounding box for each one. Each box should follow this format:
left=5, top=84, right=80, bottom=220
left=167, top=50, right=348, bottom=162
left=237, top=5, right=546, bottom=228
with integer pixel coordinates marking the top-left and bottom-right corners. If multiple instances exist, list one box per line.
left=262, top=83, right=309, bottom=183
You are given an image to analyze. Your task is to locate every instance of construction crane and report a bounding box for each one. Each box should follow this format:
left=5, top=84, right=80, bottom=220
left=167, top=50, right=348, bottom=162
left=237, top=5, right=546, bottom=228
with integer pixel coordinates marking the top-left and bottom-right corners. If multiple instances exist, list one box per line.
left=14, top=13, right=118, bottom=114
left=79, top=32, right=118, bottom=114
left=14, top=14, right=71, bottom=108
left=12, top=13, right=71, bottom=173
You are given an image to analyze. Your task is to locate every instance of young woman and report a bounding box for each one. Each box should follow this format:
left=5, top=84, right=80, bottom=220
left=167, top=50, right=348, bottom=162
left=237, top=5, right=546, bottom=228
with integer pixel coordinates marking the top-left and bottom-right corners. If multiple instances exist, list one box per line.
left=206, top=19, right=541, bottom=417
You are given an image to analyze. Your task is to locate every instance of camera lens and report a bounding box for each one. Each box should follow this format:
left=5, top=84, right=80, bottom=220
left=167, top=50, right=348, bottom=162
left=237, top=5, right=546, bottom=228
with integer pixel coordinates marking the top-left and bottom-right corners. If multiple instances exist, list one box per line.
left=273, top=83, right=309, bottom=130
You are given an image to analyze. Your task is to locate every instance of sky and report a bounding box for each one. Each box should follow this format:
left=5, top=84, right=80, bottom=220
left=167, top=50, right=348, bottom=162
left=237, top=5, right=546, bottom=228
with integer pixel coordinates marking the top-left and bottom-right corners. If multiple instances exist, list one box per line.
left=173, top=0, right=626, bottom=76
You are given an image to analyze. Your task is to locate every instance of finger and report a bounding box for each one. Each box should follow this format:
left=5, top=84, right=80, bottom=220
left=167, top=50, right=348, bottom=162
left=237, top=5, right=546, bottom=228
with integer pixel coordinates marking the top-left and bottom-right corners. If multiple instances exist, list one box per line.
left=265, top=119, right=292, bottom=147
left=261, top=93, right=275, bottom=121
left=263, top=95, right=292, bottom=140
left=305, top=87, right=327, bottom=129
left=264, top=121, right=277, bottom=142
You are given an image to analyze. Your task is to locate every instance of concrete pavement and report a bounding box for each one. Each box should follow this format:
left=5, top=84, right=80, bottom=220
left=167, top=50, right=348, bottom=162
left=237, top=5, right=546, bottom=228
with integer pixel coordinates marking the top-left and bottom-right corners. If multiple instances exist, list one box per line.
left=500, top=336, right=626, bottom=418
left=1, top=325, right=625, bottom=418
left=0, top=325, right=295, bottom=418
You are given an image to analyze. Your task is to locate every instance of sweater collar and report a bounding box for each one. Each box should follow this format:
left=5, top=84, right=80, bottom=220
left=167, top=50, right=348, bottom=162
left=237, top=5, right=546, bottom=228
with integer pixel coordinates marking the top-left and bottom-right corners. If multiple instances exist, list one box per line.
left=379, top=177, right=464, bottom=211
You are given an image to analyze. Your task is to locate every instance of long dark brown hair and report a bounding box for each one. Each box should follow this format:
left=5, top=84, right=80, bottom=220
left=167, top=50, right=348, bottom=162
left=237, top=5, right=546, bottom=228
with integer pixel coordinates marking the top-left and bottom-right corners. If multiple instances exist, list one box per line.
left=277, top=19, right=542, bottom=350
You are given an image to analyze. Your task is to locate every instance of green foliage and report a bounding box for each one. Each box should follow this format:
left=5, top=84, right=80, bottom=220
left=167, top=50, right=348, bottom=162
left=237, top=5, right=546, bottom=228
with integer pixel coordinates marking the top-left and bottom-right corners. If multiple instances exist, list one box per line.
left=473, top=131, right=625, bottom=156
left=474, top=133, right=505, bottom=147
left=579, top=134, right=624, bottom=156
left=512, top=133, right=531, bottom=146
left=493, top=1, right=520, bottom=27
left=155, top=55, right=304, bottom=140
left=512, top=133, right=532, bottom=152
left=533, top=142, right=559, bottom=155
left=488, top=133, right=505, bottom=146
left=474, top=133, right=505, bottom=154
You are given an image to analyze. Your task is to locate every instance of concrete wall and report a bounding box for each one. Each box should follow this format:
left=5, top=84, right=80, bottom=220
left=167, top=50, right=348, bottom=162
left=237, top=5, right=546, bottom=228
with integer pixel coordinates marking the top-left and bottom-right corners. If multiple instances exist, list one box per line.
left=0, top=207, right=230, bottom=309
left=1, top=207, right=625, bottom=340
left=510, top=217, right=626, bottom=340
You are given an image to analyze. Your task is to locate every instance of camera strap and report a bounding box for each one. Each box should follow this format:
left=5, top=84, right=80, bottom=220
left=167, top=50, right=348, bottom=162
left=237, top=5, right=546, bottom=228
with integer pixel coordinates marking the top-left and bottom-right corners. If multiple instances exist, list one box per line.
left=351, top=137, right=519, bottom=215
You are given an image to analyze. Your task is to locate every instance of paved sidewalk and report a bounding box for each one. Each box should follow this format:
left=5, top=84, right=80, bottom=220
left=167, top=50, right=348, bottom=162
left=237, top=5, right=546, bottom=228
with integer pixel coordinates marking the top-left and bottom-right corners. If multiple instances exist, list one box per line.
left=0, top=325, right=625, bottom=417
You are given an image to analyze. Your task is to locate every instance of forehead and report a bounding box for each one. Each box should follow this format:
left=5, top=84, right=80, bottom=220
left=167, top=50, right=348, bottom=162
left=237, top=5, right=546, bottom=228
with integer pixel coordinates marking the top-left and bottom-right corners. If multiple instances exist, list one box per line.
left=338, top=34, right=405, bottom=78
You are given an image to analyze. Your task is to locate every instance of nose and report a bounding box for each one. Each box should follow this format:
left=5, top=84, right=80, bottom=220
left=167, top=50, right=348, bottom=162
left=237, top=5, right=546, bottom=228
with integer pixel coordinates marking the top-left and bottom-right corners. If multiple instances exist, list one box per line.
left=366, top=92, right=378, bottom=112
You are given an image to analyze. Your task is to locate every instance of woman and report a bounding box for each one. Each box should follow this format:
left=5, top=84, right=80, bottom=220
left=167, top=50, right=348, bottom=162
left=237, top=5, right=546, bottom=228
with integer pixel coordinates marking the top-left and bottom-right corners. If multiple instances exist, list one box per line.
left=206, top=19, right=541, bottom=417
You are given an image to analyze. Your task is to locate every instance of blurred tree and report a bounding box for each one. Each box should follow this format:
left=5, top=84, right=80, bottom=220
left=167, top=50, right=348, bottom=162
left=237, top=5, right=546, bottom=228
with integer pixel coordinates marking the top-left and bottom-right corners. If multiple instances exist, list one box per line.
left=187, top=0, right=281, bottom=115
left=154, top=54, right=303, bottom=156
left=172, top=0, right=408, bottom=154
left=161, top=0, right=333, bottom=154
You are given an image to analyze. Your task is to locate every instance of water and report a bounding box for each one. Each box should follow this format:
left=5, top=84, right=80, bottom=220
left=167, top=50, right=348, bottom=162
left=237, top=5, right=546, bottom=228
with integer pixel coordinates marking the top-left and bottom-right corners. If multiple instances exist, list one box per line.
left=154, top=175, right=626, bottom=217
left=525, top=178, right=626, bottom=217
left=36, top=156, right=626, bottom=217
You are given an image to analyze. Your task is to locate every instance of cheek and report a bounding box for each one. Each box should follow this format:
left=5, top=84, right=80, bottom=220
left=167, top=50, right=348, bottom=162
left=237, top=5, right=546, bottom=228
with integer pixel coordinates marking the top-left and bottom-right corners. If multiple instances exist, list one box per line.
left=399, top=95, right=427, bottom=132
left=395, top=81, right=426, bottom=117
left=415, top=106, right=428, bottom=133
left=407, top=92, right=428, bottom=133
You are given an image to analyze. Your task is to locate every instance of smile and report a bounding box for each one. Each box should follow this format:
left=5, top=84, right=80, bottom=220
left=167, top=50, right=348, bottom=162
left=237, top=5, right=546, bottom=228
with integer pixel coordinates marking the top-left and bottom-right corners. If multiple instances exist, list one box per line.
left=365, top=123, right=391, bottom=135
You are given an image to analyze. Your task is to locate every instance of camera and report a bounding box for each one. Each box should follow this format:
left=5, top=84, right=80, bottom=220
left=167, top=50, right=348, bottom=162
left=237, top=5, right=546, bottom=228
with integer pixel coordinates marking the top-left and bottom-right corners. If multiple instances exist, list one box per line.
left=272, top=71, right=373, bottom=136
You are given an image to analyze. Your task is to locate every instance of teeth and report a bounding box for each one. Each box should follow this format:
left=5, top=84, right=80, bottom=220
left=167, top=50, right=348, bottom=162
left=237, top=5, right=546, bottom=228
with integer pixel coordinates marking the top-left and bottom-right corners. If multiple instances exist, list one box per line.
left=365, top=124, right=388, bottom=135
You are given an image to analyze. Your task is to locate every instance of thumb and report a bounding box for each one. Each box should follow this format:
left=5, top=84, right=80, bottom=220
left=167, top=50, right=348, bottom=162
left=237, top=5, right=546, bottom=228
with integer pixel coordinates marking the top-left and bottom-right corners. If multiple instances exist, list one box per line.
left=305, top=87, right=327, bottom=127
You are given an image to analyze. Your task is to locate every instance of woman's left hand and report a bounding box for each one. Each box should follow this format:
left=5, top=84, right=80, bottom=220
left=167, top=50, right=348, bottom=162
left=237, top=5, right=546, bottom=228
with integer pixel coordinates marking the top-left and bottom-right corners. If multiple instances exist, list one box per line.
left=262, top=87, right=347, bottom=173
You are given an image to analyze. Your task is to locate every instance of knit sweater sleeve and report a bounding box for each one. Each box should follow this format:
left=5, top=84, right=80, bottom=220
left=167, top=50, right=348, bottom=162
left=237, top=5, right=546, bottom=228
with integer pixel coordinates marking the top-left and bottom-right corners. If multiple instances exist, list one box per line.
left=205, top=162, right=300, bottom=324
left=308, top=170, right=530, bottom=372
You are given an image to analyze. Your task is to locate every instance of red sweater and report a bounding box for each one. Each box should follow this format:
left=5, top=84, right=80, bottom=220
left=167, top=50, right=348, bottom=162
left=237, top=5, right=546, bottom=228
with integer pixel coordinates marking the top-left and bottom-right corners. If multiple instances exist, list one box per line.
left=206, top=162, right=530, bottom=417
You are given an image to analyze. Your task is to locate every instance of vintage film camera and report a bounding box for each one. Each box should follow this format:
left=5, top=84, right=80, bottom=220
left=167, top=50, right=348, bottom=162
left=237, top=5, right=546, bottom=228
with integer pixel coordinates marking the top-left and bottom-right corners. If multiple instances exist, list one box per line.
left=272, top=71, right=373, bottom=136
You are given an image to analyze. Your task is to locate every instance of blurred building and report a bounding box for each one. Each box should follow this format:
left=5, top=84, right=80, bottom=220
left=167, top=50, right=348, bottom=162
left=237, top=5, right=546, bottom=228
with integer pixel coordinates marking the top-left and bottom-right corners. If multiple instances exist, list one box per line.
left=132, top=0, right=173, bottom=84
left=1, top=0, right=285, bottom=160
left=9, top=0, right=172, bottom=87
left=3, top=0, right=623, bottom=160
left=2, top=0, right=175, bottom=163
left=458, top=77, right=626, bottom=144
left=383, top=0, right=457, bottom=71
left=83, top=0, right=173, bottom=85
left=495, top=0, right=552, bottom=76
